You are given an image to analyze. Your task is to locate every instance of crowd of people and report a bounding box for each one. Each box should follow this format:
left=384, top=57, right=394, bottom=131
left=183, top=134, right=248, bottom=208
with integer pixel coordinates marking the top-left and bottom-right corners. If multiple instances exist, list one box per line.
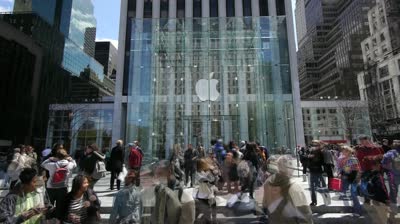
left=1, top=135, right=400, bottom=223
left=298, top=136, right=400, bottom=223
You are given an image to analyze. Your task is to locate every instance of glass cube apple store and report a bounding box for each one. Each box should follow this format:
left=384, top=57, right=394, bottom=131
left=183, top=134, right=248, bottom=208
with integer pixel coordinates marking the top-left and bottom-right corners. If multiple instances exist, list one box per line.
left=124, top=17, right=298, bottom=162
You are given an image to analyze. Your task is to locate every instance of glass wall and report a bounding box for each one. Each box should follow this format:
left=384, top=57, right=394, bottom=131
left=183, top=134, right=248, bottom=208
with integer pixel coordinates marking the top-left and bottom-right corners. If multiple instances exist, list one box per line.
left=46, top=104, right=113, bottom=155
left=126, top=17, right=296, bottom=164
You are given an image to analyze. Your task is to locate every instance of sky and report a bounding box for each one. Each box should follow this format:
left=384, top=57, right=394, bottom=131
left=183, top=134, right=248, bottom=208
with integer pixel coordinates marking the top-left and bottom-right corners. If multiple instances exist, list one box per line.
left=0, top=0, right=297, bottom=50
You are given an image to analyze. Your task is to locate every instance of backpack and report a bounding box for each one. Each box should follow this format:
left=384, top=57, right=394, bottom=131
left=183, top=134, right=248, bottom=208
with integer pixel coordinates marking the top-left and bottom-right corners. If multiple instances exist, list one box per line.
left=153, top=185, right=195, bottom=224
left=92, top=160, right=107, bottom=179
left=238, top=160, right=255, bottom=181
left=52, top=163, right=68, bottom=187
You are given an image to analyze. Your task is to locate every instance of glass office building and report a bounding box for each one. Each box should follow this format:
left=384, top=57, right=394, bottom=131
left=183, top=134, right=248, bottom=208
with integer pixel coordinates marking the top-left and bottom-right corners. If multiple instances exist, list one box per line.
left=115, top=0, right=303, bottom=163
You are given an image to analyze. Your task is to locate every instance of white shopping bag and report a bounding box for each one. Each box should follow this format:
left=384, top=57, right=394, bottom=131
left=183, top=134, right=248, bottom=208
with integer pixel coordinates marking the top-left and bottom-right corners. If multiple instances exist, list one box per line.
left=118, top=165, right=128, bottom=181
left=227, top=194, right=239, bottom=208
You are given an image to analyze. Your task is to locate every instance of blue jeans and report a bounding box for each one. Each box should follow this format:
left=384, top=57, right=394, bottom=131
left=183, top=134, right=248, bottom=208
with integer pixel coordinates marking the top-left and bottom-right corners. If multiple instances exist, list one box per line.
left=341, top=177, right=362, bottom=214
left=310, top=172, right=327, bottom=203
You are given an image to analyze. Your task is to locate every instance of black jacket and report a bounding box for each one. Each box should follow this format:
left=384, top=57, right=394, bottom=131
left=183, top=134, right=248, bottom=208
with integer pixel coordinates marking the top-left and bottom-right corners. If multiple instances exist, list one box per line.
left=110, top=145, right=124, bottom=172
left=308, top=149, right=324, bottom=173
left=81, top=151, right=105, bottom=174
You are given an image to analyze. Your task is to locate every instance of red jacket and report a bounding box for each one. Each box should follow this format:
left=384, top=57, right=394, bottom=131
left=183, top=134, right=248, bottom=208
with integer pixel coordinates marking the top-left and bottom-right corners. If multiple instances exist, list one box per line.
left=355, top=145, right=384, bottom=172
left=129, top=147, right=143, bottom=168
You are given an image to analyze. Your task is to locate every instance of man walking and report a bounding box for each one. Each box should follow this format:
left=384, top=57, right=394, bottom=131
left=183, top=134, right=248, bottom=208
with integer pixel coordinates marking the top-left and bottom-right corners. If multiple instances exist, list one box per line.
left=128, top=141, right=143, bottom=186
left=184, top=144, right=198, bottom=188
left=110, top=140, right=125, bottom=190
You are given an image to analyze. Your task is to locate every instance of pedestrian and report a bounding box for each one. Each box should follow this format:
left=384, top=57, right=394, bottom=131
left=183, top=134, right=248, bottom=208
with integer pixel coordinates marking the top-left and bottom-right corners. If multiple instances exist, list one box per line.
left=355, top=135, right=389, bottom=223
left=25, top=146, right=38, bottom=171
left=322, top=145, right=335, bottom=189
left=222, top=152, right=239, bottom=193
left=184, top=144, right=198, bottom=188
left=81, top=144, right=106, bottom=189
left=298, top=146, right=309, bottom=182
left=196, top=145, right=206, bottom=159
left=337, top=146, right=362, bottom=215
left=7, top=148, right=24, bottom=189
left=263, top=170, right=313, bottom=224
left=128, top=141, right=143, bottom=186
left=109, top=169, right=142, bottom=224
left=0, top=168, right=49, bottom=224
left=382, top=139, right=391, bottom=153
left=308, top=140, right=330, bottom=206
left=74, top=146, right=85, bottom=172
left=64, top=175, right=101, bottom=224
left=109, top=140, right=125, bottom=190
left=381, top=139, right=400, bottom=221
left=41, top=148, right=76, bottom=220
left=355, top=135, right=388, bottom=204
left=213, top=139, right=226, bottom=165
left=239, top=142, right=259, bottom=199
left=196, top=158, right=218, bottom=223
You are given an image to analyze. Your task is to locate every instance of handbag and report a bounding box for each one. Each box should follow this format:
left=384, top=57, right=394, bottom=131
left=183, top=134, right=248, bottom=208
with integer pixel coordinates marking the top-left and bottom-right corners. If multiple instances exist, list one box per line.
left=328, top=178, right=342, bottom=191
left=91, top=160, right=107, bottom=179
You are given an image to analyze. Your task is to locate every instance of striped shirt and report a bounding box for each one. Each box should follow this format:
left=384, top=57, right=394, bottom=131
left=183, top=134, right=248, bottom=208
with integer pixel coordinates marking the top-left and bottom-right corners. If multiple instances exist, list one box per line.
left=68, top=196, right=87, bottom=223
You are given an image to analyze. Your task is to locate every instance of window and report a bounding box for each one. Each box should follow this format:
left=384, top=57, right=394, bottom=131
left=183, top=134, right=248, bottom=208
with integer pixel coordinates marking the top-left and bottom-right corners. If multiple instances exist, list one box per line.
left=380, top=33, right=385, bottom=42
left=177, top=0, right=185, bottom=18
left=259, top=0, right=269, bottom=16
left=193, top=0, right=202, bottom=17
left=276, top=0, right=285, bottom=15
left=365, top=43, right=370, bottom=51
left=374, top=49, right=378, bottom=57
left=382, top=45, right=388, bottom=53
left=210, top=0, right=218, bottom=17
left=143, top=0, right=152, bottom=18
left=227, top=0, right=235, bottom=17
left=160, top=0, right=168, bottom=18
left=379, top=65, right=389, bottom=78
left=372, top=38, right=377, bottom=47
left=243, top=0, right=252, bottom=16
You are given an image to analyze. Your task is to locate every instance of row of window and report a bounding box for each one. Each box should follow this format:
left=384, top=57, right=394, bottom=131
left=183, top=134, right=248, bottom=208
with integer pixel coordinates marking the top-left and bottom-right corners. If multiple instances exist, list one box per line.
left=129, top=0, right=285, bottom=18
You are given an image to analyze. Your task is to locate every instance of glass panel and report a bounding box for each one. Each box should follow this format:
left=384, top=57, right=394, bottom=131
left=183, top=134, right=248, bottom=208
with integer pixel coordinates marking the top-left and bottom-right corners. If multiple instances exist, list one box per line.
left=126, top=17, right=296, bottom=165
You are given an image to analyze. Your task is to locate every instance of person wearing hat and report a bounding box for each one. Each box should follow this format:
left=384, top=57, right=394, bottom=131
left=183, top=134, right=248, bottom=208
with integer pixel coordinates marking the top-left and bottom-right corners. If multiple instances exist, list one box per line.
left=109, top=140, right=125, bottom=190
left=337, top=146, right=362, bottom=215
left=128, top=141, right=143, bottom=186
left=307, top=140, right=330, bottom=206
left=263, top=157, right=313, bottom=224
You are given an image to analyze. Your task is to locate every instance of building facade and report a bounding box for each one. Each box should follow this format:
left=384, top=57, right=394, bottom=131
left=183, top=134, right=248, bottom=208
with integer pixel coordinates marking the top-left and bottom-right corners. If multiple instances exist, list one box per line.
left=302, top=100, right=372, bottom=145
left=0, top=0, right=113, bottom=148
left=296, top=0, right=375, bottom=99
left=95, top=41, right=118, bottom=81
left=46, top=102, right=114, bottom=155
left=113, top=0, right=304, bottom=163
left=358, top=0, right=400, bottom=138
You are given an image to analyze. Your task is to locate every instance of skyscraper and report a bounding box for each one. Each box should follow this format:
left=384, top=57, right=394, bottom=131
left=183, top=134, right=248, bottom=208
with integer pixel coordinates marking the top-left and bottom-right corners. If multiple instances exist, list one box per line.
left=296, top=0, right=375, bottom=99
left=95, top=41, right=118, bottom=81
left=358, top=0, right=400, bottom=137
left=113, top=0, right=303, bottom=163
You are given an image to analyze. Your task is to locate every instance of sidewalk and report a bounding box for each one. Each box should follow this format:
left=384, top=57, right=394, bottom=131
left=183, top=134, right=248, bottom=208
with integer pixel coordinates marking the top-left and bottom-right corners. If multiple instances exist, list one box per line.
left=1, top=159, right=399, bottom=223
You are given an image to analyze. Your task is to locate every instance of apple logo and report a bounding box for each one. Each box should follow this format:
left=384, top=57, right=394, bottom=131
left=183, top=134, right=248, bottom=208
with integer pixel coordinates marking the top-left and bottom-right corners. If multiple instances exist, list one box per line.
left=195, top=72, right=220, bottom=101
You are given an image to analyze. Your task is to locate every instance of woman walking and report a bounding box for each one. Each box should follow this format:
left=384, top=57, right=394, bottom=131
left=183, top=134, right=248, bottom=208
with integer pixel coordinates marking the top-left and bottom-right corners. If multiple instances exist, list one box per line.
left=64, top=175, right=101, bottom=224
left=41, top=148, right=76, bottom=220
left=81, top=144, right=105, bottom=189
